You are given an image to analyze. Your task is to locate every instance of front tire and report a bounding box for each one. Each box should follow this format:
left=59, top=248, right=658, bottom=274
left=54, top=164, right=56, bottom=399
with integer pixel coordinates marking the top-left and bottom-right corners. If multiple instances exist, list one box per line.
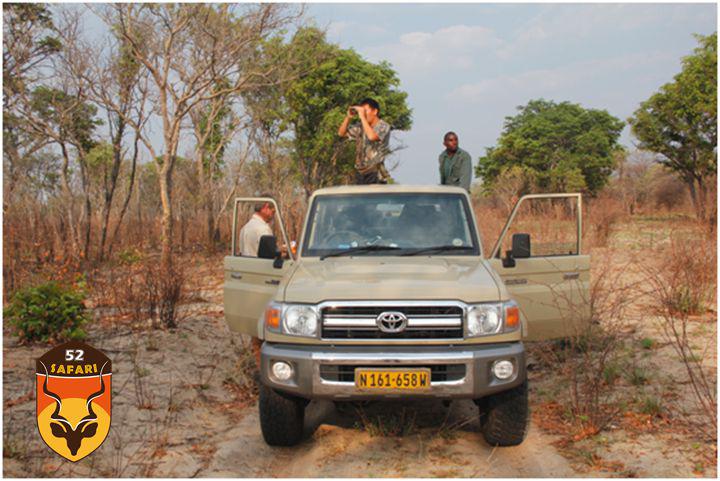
left=259, top=384, right=305, bottom=446
left=478, top=380, right=529, bottom=446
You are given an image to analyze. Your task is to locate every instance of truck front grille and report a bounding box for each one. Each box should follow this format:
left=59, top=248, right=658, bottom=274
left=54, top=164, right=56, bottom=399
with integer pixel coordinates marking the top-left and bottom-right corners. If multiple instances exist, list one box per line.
left=321, top=304, right=464, bottom=340
left=319, top=364, right=466, bottom=383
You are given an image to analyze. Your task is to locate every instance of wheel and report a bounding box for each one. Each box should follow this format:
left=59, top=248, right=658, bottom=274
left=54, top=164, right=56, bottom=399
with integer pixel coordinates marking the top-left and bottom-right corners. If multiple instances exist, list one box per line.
left=478, top=380, right=529, bottom=447
left=258, top=384, right=305, bottom=446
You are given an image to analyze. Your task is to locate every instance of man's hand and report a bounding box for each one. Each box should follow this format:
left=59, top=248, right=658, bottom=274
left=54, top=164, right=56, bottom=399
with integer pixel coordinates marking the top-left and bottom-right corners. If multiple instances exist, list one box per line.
left=351, top=105, right=366, bottom=119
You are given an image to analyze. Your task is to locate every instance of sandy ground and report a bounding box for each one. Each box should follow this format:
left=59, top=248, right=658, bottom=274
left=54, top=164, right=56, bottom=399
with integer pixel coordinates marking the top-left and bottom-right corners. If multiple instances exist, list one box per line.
left=3, top=301, right=581, bottom=478
left=3, top=219, right=717, bottom=477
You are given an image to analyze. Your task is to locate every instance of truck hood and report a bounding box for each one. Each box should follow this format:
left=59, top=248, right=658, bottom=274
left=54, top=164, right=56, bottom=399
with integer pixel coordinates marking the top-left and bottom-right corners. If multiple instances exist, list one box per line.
left=282, top=257, right=501, bottom=303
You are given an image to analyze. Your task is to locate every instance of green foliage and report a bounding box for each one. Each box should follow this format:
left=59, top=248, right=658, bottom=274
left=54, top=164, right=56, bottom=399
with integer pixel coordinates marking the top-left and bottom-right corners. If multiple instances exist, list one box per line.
left=476, top=99, right=624, bottom=196
left=3, top=3, right=61, bottom=96
left=247, top=27, right=412, bottom=193
left=5, top=281, right=89, bottom=343
left=640, top=337, right=656, bottom=350
left=628, top=33, right=717, bottom=219
left=86, top=142, right=114, bottom=171
left=30, top=86, right=102, bottom=152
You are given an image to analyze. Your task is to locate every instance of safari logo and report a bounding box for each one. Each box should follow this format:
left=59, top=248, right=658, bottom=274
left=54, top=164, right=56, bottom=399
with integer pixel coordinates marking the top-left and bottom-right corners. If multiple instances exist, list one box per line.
left=36, top=341, right=112, bottom=462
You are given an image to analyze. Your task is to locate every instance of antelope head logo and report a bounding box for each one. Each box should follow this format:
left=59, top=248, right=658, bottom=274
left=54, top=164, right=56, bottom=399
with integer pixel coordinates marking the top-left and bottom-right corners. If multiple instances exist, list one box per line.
left=40, top=360, right=107, bottom=456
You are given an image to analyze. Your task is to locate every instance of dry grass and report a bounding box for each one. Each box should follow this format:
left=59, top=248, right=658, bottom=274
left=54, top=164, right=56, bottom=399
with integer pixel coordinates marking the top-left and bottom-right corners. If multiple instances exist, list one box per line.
left=642, top=229, right=717, bottom=441
left=530, top=250, right=640, bottom=439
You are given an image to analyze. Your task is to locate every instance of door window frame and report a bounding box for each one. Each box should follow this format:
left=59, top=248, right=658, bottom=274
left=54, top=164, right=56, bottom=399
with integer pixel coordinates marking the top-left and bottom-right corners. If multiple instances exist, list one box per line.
left=231, top=197, right=295, bottom=260
left=490, top=193, right=583, bottom=259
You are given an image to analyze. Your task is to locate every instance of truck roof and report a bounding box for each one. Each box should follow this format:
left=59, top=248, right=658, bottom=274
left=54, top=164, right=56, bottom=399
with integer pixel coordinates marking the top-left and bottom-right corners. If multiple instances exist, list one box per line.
left=312, top=184, right=469, bottom=196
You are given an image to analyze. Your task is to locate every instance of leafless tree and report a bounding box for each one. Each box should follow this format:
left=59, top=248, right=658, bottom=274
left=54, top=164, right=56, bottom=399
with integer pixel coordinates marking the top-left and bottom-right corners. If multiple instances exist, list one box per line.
left=93, top=3, right=302, bottom=269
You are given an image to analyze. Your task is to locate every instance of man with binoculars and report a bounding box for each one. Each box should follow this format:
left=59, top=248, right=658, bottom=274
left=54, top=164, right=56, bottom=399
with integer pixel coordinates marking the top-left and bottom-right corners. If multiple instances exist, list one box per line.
left=337, top=97, right=392, bottom=184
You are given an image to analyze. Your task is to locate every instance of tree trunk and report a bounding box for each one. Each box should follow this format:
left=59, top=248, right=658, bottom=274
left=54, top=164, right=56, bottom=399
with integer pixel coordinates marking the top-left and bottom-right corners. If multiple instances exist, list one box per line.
left=107, top=133, right=139, bottom=257
left=78, top=159, right=92, bottom=263
left=695, top=176, right=708, bottom=222
left=59, top=142, right=80, bottom=255
left=98, top=121, right=125, bottom=261
left=686, top=178, right=700, bottom=220
left=159, top=156, right=174, bottom=271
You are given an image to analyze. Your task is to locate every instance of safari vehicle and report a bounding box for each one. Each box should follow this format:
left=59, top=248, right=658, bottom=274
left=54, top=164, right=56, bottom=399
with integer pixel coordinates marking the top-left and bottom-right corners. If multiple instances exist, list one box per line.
left=224, top=185, right=589, bottom=447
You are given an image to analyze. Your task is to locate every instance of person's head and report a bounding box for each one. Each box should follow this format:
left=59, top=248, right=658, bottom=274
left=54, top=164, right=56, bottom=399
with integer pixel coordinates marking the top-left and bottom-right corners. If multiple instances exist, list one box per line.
left=359, top=97, right=380, bottom=122
left=254, top=194, right=276, bottom=223
left=443, top=131, right=459, bottom=153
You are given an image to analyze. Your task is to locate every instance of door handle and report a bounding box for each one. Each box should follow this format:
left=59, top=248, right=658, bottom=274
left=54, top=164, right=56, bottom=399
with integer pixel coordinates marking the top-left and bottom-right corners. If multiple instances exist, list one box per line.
left=563, top=272, right=579, bottom=280
left=265, top=279, right=280, bottom=286
left=230, top=273, right=243, bottom=279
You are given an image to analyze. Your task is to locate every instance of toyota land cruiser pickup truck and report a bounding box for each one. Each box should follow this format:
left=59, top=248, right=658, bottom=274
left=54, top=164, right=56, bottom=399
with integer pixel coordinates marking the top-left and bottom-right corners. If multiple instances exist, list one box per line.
left=224, top=185, right=590, bottom=447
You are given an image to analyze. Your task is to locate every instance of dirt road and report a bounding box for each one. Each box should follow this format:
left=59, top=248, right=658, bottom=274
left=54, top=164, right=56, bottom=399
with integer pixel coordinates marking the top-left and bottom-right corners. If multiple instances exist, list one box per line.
left=203, top=399, right=577, bottom=478
left=4, top=298, right=579, bottom=478
left=4, top=250, right=714, bottom=477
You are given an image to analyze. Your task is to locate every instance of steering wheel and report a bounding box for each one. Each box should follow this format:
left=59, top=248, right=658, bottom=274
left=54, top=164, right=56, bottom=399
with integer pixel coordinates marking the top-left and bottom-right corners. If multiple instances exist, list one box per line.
left=323, top=230, right=365, bottom=245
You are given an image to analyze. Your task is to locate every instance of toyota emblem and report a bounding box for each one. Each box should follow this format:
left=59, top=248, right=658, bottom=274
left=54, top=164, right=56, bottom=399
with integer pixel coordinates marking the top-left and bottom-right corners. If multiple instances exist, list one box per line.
left=376, top=311, right=408, bottom=333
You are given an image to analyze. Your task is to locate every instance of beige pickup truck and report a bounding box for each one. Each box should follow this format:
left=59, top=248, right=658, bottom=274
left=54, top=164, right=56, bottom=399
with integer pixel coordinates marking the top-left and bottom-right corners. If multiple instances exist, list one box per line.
left=224, top=185, right=589, bottom=447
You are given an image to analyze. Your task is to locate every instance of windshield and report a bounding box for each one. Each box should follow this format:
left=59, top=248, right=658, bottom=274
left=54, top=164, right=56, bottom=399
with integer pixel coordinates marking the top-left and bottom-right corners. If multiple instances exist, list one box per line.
left=302, top=193, right=480, bottom=257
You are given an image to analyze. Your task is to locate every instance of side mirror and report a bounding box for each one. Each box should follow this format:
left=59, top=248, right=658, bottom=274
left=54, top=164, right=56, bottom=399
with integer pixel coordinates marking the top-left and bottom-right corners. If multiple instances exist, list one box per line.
left=502, top=249, right=516, bottom=268
left=258, top=235, right=277, bottom=259
left=511, top=233, right=531, bottom=259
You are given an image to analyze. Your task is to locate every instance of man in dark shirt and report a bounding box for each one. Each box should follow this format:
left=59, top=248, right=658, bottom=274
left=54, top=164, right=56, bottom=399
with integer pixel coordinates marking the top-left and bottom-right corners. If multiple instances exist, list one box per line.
left=338, top=98, right=392, bottom=184
left=439, top=131, right=472, bottom=191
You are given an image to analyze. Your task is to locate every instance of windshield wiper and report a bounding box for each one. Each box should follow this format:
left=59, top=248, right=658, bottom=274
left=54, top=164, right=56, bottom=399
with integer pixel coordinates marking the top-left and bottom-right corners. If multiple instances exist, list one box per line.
left=400, top=245, right=474, bottom=256
left=320, top=245, right=400, bottom=260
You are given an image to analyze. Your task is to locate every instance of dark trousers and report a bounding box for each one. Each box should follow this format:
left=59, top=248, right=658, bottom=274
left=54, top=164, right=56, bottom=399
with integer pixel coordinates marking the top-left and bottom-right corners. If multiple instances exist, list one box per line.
left=355, top=170, right=387, bottom=185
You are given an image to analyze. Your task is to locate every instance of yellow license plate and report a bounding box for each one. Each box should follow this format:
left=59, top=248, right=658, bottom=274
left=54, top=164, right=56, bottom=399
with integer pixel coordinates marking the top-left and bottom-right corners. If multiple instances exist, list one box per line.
left=355, top=368, right=431, bottom=390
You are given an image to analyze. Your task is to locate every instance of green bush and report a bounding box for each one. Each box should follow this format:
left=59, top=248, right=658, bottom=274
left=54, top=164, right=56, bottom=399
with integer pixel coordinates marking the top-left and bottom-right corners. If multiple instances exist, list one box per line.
left=5, top=281, right=88, bottom=343
left=640, top=337, right=656, bottom=350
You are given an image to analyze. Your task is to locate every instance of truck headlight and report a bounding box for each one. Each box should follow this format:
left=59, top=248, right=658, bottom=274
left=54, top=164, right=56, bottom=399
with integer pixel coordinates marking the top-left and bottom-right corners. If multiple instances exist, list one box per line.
left=467, top=303, right=502, bottom=336
left=284, top=305, right=318, bottom=336
left=466, top=300, right=520, bottom=337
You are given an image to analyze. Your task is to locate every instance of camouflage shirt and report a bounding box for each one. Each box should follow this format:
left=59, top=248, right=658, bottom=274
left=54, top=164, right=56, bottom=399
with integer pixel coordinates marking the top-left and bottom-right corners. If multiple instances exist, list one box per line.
left=347, top=119, right=392, bottom=179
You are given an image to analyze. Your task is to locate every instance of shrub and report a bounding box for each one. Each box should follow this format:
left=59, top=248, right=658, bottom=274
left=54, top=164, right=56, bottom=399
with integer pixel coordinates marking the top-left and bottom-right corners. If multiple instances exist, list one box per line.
left=117, top=247, right=143, bottom=265
left=5, top=281, right=88, bottom=343
left=640, top=337, right=656, bottom=350
left=627, top=367, right=650, bottom=386
left=585, top=194, right=625, bottom=248
left=531, top=250, right=635, bottom=437
left=659, top=234, right=715, bottom=316
left=602, top=361, right=621, bottom=385
left=640, top=395, right=663, bottom=417
left=643, top=229, right=717, bottom=440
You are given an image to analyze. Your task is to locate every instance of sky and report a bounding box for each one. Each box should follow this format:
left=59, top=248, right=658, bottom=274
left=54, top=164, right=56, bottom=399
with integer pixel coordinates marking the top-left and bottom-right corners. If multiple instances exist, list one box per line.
left=73, top=3, right=717, bottom=187
left=305, top=3, right=717, bottom=185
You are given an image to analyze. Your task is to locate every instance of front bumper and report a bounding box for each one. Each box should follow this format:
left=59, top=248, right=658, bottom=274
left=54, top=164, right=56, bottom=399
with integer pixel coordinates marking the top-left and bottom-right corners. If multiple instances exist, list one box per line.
left=260, top=342, right=525, bottom=400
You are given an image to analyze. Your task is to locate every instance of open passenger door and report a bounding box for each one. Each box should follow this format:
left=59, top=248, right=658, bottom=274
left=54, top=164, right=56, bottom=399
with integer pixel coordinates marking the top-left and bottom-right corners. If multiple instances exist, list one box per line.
left=224, top=197, right=296, bottom=338
left=487, top=194, right=590, bottom=341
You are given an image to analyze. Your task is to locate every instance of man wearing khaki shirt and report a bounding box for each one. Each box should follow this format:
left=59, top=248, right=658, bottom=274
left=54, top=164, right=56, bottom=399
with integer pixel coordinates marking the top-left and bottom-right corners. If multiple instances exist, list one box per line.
left=439, top=131, right=472, bottom=192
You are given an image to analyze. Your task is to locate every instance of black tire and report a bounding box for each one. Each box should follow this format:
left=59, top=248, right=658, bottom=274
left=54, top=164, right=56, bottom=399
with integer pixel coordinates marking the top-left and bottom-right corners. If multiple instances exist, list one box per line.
left=258, top=384, right=305, bottom=446
left=478, top=380, right=529, bottom=447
